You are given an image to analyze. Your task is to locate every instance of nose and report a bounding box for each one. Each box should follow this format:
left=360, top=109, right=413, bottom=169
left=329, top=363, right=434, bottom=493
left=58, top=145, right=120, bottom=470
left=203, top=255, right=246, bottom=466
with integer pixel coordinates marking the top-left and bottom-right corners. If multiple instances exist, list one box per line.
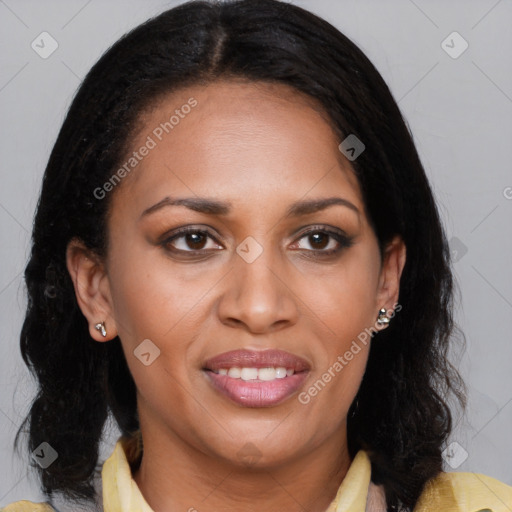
left=216, top=246, right=300, bottom=334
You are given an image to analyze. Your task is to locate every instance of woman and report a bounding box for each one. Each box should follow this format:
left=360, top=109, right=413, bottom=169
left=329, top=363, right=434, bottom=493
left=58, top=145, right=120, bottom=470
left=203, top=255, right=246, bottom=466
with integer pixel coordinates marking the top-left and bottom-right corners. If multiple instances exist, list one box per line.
left=4, top=0, right=511, bottom=511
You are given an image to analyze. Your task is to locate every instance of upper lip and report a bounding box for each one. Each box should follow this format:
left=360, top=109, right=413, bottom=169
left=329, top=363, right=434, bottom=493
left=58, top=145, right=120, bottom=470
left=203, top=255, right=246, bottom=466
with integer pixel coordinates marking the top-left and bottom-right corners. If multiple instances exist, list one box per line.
left=203, top=349, right=311, bottom=372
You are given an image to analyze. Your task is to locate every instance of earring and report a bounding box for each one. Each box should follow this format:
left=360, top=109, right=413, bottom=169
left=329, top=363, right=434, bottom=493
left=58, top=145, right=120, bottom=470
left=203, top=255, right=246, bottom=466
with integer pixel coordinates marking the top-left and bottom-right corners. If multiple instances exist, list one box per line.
left=94, top=322, right=107, bottom=338
left=376, top=308, right=390, bottom=325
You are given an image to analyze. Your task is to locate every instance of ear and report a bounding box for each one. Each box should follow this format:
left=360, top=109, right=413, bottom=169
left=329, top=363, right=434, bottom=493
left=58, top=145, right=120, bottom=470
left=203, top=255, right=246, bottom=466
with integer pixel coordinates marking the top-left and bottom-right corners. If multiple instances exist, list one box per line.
left=374, top=235, right=406, bottom=330
left=66, top=238, right=118, bottom=342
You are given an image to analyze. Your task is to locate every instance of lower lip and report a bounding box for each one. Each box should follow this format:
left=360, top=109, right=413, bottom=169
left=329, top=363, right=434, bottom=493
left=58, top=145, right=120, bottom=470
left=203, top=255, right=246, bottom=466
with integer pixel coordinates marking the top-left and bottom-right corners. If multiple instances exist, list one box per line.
left=205, top=371, right=309, bottom=407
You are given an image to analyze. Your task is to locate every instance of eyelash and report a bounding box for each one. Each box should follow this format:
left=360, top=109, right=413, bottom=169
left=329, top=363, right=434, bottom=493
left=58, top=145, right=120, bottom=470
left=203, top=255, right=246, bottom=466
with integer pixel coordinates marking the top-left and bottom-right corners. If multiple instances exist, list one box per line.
left=161, top=225, right=355, bottom=259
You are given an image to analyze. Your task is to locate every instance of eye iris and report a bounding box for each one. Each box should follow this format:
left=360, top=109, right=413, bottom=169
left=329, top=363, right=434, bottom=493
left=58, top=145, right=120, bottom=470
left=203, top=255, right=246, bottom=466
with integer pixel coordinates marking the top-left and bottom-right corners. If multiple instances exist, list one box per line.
left=186, top=232, right=207, bottom=250
left=309, top=232, right=329, bottom=250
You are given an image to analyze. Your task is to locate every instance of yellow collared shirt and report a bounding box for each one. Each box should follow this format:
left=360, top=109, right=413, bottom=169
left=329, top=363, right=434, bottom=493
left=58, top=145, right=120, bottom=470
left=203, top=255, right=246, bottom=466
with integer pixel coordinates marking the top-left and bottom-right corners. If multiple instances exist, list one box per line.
left=3, top=437, right=512, bottom=511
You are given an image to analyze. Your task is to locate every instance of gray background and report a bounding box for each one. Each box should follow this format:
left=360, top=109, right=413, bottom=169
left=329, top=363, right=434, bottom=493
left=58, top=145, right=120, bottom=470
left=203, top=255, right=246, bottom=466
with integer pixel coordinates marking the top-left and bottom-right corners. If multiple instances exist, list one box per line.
left=1, top=0, right=511, bottom=506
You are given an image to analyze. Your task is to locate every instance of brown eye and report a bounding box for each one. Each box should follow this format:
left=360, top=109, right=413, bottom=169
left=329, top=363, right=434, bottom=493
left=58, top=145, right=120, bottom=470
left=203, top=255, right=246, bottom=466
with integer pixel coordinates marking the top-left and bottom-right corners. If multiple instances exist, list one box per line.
left=291, top=226, right=355, bottom=257
left=306, top=232, right=330, bottom=250
left=182, top=232, right=207, bottom=250
left=163, top=227, right=223, bottom=253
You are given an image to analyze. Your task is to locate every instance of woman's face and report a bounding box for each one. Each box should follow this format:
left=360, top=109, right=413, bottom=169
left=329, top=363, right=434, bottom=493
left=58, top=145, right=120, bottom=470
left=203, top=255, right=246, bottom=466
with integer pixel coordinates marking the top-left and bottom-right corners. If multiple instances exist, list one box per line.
left=69, top=79, right=405, bottom=468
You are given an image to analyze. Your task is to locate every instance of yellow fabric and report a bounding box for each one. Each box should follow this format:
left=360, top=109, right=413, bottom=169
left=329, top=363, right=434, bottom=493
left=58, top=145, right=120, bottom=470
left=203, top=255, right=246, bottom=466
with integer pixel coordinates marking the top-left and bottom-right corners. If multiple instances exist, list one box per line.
left=415, top=469, right=512, bottom=512
left=325, top=450, right=371, bottom=511
left=3, top=437, right=512, bottom=511
left=1, top=502, right=54, bottom=512
left=101, top=439, right=153, bottom=512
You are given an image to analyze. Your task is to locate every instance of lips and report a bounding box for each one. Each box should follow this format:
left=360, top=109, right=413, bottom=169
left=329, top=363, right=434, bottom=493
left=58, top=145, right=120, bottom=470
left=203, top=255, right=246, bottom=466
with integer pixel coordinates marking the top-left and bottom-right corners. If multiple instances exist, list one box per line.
left=203, top=349, right=311, bottom=372
left=203, top=349, right=310, bottom=408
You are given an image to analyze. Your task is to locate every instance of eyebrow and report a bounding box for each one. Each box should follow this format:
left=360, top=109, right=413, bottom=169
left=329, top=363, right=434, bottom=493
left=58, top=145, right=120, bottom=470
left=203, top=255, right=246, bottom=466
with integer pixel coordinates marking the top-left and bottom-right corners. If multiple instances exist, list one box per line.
left=140, top=195, right=360, bottom=219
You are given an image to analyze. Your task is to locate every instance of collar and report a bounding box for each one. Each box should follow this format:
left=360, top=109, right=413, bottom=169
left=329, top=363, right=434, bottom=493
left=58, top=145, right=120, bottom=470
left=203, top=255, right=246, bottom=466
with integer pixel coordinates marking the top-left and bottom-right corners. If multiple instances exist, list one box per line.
left=102, top=437, right=374, bottom=512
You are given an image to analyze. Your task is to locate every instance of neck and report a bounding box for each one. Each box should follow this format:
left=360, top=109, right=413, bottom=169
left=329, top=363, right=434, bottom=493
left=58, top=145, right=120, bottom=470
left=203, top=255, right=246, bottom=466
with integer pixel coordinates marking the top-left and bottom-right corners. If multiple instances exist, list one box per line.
left=132, top=418, right=352, bottom=512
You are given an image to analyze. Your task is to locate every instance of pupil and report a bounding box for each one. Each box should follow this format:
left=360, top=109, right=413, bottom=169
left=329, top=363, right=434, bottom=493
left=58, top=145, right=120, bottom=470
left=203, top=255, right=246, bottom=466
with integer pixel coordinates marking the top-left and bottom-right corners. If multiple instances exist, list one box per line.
left=310, top=233, right=328, bottom=249
left=187, top=233, right=206, bottom=249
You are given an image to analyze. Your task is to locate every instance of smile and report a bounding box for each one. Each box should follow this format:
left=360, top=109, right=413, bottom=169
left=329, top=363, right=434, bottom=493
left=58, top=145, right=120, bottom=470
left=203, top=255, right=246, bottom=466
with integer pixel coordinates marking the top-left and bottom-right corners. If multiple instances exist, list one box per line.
left=213, top=367, right=295, bottom=381
left=205, top=370, right=309, bottom=407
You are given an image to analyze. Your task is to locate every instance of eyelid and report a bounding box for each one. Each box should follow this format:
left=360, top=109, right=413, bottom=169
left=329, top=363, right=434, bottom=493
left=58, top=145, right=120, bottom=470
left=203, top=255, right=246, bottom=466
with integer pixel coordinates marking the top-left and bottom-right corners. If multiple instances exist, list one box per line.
left=161, top=225, right=224, bottom=250
left=159, top=225, right=223, bottom=244
left=292, top=224, right=350, bottom=239
left=290, top=225, right=355, bottom=253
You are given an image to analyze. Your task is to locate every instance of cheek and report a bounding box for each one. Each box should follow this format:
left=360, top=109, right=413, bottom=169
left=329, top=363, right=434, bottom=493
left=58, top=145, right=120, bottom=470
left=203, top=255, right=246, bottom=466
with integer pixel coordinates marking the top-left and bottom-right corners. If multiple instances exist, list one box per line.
left=107, top=239, right=217, bottom=342
left=291, top=250, right=378, bottom=414
left=106, top=250, right=206, bottom=416
left=306, top=250, right=381, bottom=341
left=297, top=340, right=370, bottom=447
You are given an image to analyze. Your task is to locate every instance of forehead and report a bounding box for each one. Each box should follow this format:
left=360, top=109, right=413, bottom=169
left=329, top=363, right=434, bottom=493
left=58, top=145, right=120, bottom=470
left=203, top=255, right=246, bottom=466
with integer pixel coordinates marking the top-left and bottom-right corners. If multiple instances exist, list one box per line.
left=112, top=79, right=364, bottom=217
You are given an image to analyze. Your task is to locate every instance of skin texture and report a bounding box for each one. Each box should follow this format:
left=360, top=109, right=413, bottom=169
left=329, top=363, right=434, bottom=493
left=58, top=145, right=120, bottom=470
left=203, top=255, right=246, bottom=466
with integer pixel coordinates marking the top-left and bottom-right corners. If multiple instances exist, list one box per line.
left=66, top=79, right=406, bottom=512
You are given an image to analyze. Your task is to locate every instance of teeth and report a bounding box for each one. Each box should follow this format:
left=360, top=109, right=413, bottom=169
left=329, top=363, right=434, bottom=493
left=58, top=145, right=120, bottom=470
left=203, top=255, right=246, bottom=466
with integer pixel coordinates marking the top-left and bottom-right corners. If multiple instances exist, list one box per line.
left=240, top=368, right=259, bottom=381
left=259, top=367, right=277, bottom=381
left=227, top=367, right=241, bottom=378
left=214, top=367, right=295, bottom=381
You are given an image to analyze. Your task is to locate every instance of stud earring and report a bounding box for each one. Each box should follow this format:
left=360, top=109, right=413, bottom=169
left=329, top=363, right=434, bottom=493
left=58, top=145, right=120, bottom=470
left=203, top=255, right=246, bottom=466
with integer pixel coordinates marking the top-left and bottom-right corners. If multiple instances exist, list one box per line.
left=94, top=322, right=107, bottom=338
left=376, top=308, right=390, bottom=326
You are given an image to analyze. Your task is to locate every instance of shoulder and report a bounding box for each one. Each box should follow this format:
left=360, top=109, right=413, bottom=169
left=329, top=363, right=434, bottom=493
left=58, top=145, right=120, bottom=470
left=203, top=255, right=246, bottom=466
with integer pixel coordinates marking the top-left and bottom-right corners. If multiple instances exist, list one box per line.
left=1, top=500, right=55, bottom=511
left=414, top=470, right=512, bottom=511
